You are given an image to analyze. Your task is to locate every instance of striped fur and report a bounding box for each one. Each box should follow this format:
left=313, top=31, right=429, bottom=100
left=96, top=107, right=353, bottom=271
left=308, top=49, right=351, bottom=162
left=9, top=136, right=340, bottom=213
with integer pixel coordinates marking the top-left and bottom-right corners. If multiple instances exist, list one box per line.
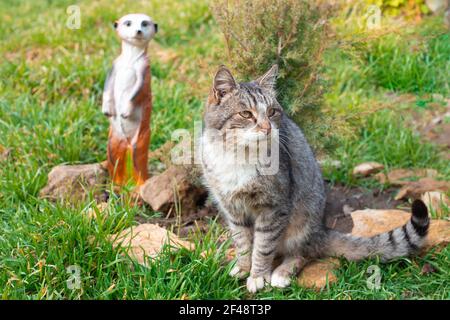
left=325, top=200, right=430, bottom=262
left=200, top=66, right=430, bottom=293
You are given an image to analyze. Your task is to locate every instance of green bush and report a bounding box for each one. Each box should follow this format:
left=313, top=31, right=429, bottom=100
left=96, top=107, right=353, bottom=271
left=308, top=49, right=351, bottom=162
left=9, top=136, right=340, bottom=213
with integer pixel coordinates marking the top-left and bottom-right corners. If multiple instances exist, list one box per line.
left=211, top=0, right=332, bottom=150
left=367, top=0, right=430, bottom=17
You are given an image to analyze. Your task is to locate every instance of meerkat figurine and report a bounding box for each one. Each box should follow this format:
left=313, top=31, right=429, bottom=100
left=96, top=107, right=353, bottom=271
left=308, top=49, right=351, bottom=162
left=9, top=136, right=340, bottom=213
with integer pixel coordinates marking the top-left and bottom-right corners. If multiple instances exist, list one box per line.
left=102, top=13, right=158, bottom=186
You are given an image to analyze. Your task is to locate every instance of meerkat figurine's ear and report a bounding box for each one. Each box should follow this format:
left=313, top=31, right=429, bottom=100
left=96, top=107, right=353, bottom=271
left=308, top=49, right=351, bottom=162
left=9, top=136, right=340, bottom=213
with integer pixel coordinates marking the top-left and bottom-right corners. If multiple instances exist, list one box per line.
left=113, top=21, right=118, bottom=29
left=213, top=65, right=237, bottom=101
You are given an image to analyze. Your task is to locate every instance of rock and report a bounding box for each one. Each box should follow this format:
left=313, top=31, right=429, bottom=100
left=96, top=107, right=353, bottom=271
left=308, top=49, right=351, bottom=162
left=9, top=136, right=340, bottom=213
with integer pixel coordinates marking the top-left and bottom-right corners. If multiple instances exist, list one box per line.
left=151, top=43, right=179, bottom=64
left=225, top=248, right=236, bottom=262
left=297, top=259, right=340, bottom=289
left=430, top=115, right=444, bottom=126
left=111, top=223, right=193, bottom=266
left=221, top=239, right=340, bottom=289
left=137, top=206, right=218, bottom=238
left=394, top=178, right=450, bottom=200
left=324, top=183, right=402, bottom=234
left=139, top=165, right=207, bottom=216
left=350, top=209, right=450, bottom=252
left=432, top=93, right=445, bottom=102
left=202, top=247, right=235, bottom=261
left=0, top=145, right=12, bottom=161
left=39, top=163, right=108, bottom=202
left=148, top=141, right=175, bottom=170
left=221, top=207, right=449, bottom=290
left=426, top=123, right=450, bottom=150
left=446, top=7, right=450, bottom=28
left=421, top=191, right=449, bottom=218
left=342, top=204, right=354, bottom=215
left=352, top=162, right=384, bottom=177
left=421, top=263, right=438, bottom=275
left=427, top=220, right=450, bottom=250
left=85, top=202, right=109, bottom=220
left=425, top=0, right=447, bottom=13
left=221, top=240, right=340, bottom=289
left=351, top=209, right=410, bottom=237
left=374, top=168, right=438, bottom=186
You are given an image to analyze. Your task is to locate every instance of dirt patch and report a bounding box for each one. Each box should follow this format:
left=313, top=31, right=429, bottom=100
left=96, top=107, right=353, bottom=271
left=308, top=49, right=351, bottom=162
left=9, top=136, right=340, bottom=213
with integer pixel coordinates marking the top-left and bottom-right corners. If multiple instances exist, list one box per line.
left=136, top=182, right=404, bottom=238
left=323, top=182, right=403, bottom=233
left=409, top=99, right=450, bottom=158
left=39, top=163, right=108, bottom=203
left=136, top=205, right=220, bottom=238
left=5, top=47, right=55, bottom=64
left=149, top=43, right=179, bottom=64
left=394, top=177, right=450, bottom=200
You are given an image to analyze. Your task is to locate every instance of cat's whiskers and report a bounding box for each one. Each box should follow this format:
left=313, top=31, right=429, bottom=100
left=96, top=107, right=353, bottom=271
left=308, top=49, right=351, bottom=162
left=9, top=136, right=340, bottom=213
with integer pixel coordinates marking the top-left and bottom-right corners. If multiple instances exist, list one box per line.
left=275, top=134, right=293, bottom=160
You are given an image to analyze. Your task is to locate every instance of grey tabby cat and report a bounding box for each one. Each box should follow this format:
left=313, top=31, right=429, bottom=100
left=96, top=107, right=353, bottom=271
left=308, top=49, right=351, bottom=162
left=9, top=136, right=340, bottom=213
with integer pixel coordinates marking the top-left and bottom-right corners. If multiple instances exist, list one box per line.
left=199, top=65, right=430, bottom=293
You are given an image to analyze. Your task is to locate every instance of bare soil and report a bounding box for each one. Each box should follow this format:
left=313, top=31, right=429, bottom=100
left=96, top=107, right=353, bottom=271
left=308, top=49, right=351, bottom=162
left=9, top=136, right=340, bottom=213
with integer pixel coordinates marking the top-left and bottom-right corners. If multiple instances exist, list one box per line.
left=137, top=181, right=405, bottom=238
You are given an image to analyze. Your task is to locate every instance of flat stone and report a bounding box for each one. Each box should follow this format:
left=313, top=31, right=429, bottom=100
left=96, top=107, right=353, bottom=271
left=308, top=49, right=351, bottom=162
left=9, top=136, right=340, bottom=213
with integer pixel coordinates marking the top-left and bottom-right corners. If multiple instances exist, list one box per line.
left=425, top=0, right=447, bottom=13
left=39, top=163, right=108, bottom=202
left=353, top=162, right=384, bottom=177
left=350, top=209, right=410, bottom=237
left=426, top=220, right=450, bottom=250
left=421, top=191, right=449, bottom=218
left=85, top=202, right=109, bottom=220
left=297, top=259, right=340, bottom=289
left=0, top=145, right=12, bottom=161
left=394, top=178, right=450, bottom=200
left=139, top=164, right=207, bottom=216
left=374, top=168, right=438, bottom=186
left=111, top=223, right=194, bottom=266
left=350, top=208, right=450, bottom=252
left=223, top=248, right=340, bottom=290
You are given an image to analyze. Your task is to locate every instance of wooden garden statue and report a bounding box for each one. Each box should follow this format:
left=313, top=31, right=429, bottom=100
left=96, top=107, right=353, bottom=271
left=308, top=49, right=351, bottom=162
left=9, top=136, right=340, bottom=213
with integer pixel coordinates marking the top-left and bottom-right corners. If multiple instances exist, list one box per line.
left=102, top=13, right=158, bottom=186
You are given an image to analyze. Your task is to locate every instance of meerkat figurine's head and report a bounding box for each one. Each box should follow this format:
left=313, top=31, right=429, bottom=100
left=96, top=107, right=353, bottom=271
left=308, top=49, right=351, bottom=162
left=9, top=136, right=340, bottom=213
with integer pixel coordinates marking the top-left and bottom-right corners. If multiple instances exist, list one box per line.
left=114, top=13, right=158, bottom=47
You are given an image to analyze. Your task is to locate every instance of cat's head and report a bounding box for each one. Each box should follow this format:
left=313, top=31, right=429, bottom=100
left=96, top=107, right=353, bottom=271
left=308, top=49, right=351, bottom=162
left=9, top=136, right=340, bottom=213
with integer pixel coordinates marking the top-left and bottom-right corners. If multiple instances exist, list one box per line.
left=204, top=65, right=282, bottom=146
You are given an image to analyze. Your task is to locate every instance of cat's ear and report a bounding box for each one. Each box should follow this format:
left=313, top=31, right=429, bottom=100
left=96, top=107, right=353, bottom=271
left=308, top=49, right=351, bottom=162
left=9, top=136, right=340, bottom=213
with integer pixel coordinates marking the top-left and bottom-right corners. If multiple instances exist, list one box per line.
left=212, top=65, right=237, bottom=102
left=256, top=64, right=278, bottom=92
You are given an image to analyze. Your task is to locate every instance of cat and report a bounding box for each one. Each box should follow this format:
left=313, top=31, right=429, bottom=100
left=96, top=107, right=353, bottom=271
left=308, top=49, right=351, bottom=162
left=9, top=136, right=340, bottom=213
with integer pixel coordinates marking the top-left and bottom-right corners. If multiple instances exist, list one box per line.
left=199, top=65, right=430, bottom=293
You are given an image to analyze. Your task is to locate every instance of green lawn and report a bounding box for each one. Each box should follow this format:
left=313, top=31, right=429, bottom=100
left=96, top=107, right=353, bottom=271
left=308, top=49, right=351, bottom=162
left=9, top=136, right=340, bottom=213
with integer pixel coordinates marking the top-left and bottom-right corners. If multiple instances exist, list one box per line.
left=0, top=0, right=448, bottom=299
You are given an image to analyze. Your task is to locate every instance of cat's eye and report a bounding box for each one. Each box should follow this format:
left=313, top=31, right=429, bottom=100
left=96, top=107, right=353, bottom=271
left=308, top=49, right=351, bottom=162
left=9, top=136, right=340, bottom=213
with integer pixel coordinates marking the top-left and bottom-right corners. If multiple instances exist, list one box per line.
left=239, top=111, right=253, bottom=119
left=267, top=108, right=278, bottom=117
left=142, top=21, right=149, bottom=27
left=124, top=20, right=132, bottom=27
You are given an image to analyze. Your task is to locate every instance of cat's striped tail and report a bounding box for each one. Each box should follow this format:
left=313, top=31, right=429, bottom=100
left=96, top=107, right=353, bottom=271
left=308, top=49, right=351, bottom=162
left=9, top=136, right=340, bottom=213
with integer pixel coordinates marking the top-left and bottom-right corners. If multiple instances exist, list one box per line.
left=324, top=200, right=430, bottom=262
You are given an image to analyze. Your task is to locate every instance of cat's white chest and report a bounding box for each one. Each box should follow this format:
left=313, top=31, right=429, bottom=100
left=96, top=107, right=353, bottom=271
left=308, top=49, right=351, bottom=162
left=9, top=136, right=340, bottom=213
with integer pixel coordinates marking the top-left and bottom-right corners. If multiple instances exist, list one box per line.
left=200, top=135, right=257, bottom=195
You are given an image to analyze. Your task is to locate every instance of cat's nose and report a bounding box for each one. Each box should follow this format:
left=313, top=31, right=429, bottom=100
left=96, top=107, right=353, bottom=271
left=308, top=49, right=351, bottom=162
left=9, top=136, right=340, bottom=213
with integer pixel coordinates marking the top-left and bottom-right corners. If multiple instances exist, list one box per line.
left=257, top=121, right=271, bottom=135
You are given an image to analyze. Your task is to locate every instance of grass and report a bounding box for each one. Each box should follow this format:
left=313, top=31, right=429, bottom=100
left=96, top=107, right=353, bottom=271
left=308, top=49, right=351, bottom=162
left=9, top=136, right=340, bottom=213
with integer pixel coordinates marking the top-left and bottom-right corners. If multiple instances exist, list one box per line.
left=366, top=23, right=449, bottom=95
left=0, top=0, right=449, bottom=299
left=323, top=109, right=450, bottom=187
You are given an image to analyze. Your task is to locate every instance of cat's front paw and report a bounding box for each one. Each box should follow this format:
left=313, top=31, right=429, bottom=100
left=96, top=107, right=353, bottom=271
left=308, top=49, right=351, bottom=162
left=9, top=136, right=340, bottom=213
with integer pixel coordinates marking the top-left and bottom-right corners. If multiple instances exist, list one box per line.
left=246, top=274, right=271, bottom=293
left=270, top=272, right=291, bottom=288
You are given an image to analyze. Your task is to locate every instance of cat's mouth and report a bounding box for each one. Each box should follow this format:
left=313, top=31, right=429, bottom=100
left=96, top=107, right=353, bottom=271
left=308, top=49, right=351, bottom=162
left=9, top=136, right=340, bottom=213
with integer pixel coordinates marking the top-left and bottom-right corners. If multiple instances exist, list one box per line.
left=235, top=129, right=276, bottom=148
left=221, top=128, right=277, bottom=149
